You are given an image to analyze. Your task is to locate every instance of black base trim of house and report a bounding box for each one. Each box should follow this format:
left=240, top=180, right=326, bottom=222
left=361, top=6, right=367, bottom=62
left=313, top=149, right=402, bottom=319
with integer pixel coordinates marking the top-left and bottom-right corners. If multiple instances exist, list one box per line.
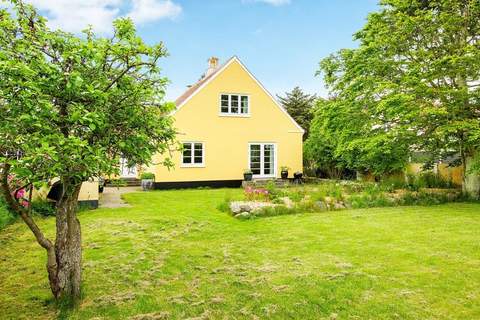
left=154, top=180, right=243, bottom=190
left=78, top=200, right=99, bottom=209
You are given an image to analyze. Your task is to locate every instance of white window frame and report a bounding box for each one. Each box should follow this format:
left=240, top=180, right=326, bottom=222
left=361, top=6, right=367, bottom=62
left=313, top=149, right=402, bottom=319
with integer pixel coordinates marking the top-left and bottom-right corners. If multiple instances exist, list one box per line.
left=181, top=142, right=205, bottom=168
left=219, top=93, right=250, bottom=117
left=247, top=142, right=277, bottom=178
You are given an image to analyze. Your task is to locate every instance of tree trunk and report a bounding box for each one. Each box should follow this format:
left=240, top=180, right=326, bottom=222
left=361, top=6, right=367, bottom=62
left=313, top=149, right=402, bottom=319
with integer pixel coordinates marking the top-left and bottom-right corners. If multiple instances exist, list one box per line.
left=51, top=182, right=83, bottom=303
left=1, top=165, right=84, bottom=304
left=464, top=156, right=480, bottom=200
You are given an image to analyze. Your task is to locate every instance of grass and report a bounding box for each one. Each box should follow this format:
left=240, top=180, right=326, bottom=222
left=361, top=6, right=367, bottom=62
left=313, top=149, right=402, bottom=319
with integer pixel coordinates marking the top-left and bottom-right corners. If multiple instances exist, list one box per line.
left=0, top=188, right=480, bottom=319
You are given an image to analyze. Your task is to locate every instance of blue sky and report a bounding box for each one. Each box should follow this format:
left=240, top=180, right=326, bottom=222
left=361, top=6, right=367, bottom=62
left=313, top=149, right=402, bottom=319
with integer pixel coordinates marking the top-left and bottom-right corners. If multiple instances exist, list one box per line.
left=24, top=0, right=380, bottom=101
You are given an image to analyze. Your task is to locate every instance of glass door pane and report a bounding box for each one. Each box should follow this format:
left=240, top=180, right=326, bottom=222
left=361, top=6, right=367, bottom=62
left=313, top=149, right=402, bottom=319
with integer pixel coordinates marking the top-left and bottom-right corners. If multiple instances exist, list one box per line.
left=250, top=144, right=261, bottom=175
left=263, top=144, right=274, bottom=175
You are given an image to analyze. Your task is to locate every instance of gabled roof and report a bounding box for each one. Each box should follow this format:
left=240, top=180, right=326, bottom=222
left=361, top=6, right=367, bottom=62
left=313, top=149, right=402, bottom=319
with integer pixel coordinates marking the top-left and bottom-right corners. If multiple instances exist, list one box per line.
left=172, top=56, right=305, bottom=134
left=174, top=59, right=228, bottom=107
left=174, top=57, right=233, bottom=107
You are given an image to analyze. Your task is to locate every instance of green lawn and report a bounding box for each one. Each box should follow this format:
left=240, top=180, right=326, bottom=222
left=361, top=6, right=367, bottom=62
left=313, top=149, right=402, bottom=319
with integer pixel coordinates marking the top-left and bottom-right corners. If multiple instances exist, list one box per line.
left=1, top=189, right=479, bottom=319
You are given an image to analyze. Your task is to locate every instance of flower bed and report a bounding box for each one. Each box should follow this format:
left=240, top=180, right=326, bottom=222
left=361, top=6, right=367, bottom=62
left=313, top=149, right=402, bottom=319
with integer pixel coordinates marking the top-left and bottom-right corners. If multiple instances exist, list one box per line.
left=226, top=180, right=466, bottom=219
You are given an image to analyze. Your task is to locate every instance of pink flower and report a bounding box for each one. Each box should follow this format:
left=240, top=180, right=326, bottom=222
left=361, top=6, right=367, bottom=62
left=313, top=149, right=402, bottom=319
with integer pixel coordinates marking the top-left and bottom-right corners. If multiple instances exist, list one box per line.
left=16, top=189, right=25, bottom=199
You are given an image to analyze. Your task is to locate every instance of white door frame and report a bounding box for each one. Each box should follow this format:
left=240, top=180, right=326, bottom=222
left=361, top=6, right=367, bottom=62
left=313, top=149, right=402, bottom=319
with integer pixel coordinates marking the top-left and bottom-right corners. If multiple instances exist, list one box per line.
left=247, top=142, right=277, bottom=178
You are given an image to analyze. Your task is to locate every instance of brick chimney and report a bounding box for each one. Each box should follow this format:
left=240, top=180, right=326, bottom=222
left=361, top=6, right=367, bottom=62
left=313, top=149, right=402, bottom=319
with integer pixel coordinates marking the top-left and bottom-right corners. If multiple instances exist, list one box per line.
left=205, top=56, right=219, bottom=77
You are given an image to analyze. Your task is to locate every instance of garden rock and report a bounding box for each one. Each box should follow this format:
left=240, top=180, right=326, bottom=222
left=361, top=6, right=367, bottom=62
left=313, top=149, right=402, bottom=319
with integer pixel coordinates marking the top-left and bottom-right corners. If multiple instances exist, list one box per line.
left=235, top=212, right=251, bottom=219
left=334, top=202, right=346, bottom=210
left=316, top=201, right=327, bottom=211
left=230, top=201, right=276, bottom=216
left=279, top=197, right=294, bottom=208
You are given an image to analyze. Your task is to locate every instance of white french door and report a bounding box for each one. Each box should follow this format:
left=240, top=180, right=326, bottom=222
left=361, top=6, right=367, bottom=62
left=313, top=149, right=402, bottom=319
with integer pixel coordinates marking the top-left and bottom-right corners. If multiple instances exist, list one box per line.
left=249, top=143, right=276, bottom=178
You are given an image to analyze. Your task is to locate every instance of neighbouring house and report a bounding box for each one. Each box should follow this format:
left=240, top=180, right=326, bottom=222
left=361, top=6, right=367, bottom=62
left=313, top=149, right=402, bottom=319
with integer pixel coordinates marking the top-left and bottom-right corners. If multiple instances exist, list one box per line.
left=140, top=56, right=304, bottom=189
left=3, top=151, right=99, bottom=208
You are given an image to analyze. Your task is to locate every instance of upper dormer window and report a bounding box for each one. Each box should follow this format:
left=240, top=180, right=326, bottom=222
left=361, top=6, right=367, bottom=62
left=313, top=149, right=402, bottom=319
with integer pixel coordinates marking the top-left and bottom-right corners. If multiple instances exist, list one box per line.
left=220, top=94, right=249, bottom=115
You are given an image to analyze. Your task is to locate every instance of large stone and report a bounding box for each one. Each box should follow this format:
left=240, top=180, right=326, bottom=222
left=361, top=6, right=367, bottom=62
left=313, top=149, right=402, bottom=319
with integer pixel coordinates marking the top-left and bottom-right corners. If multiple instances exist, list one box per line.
left=229, top=201, right=276, bottom=215
left=235, top=212, right=251, bottom=219
left=334, top=202, right=346, bottom=210
left=230, top=202, right=243, bottom=214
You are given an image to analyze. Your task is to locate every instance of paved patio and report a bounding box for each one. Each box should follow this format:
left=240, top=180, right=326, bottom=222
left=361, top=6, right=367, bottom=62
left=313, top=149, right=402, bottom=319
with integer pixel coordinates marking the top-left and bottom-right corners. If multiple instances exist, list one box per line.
left=99, top=186, right=142, bottom=208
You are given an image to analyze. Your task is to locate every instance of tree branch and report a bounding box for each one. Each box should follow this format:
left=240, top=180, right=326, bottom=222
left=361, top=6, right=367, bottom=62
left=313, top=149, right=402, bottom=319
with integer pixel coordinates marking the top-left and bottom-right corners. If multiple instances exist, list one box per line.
left=0, top=163, right=53, bottom=251
left=103, top=62, right=156, bottom=92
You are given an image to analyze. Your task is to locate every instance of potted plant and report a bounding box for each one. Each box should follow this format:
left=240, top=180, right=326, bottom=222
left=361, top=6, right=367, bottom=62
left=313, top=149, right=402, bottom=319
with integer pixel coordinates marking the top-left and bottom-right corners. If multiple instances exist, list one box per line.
left=280, top=166, right=290, bottom=180
left=140, top=172, right=155, bottom=191
left=243, top=169, right=253, bottom=181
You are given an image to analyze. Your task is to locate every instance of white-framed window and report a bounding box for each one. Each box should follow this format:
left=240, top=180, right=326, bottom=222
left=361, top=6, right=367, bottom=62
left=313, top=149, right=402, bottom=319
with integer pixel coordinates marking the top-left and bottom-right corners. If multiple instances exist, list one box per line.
left=220, top=94, right=249, bottom=115
left=248, top=143, right=276, bottom=177
left=181, top=142, right=205, bottom=167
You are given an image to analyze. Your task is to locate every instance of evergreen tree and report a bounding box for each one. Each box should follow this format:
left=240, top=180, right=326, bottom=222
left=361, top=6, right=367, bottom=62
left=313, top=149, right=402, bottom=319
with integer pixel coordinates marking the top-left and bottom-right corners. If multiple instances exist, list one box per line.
left=277, top=87, right=317, bottom=140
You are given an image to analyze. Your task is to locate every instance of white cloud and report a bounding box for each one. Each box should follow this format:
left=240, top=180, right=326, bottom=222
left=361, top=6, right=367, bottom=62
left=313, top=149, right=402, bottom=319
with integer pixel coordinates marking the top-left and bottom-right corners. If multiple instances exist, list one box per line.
left=244, top=0, right=291, bottom=6
left=128, top=0, right=181, bottom=25
left=26, top=0, right=182, bottom=34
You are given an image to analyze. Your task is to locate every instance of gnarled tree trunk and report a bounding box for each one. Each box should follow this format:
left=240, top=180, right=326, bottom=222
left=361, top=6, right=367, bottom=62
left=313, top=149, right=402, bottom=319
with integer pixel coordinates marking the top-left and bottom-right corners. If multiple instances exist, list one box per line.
left=0, top=165, right=83, bottom=304
left=51, top=181, right=83, bottom=302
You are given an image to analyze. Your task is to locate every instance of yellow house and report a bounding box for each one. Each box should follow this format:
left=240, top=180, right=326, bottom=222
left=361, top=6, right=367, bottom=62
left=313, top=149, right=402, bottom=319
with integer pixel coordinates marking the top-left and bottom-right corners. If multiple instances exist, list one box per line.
left=147, top=56, right=304, bottom=188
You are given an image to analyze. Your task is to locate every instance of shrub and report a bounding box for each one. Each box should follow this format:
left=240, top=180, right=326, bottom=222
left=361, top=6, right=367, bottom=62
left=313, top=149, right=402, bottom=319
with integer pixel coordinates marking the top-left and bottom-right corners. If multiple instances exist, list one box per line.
left=371, top=193, right=395, bottom=207
left=417, top=171, right=453, bottom=189
left=140, top=172, right=155, bottom=180
left=326, top=183, right=344, bottom=199
left=348, top=194, right=370, bottom=209
left=380, top=175, right=407, bottom=192
left=364, top=183, right=383, bottom=197
left=289, top=189, right=307, bottom=202
left=297, top=200, right=319, bottom=212
left=341, top=181, right=367, bottom=193
left=31, top=200, right=56, bottom=217
left=405, top=174, right=420, bottom=191
left=0, top=195, right=16, bottom=229
left=264, top=181, right=284, bottom=201
left=217, top=194, right=232, bottom=213
left=110, top=179, right=127, bottom=187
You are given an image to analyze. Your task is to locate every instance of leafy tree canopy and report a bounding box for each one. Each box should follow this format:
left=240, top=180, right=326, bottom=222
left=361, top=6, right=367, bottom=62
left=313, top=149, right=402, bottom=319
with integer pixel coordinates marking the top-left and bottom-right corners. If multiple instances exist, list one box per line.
left=309, top=0, right=480, bottom=185
left=0, top=0, right=176, bottom=303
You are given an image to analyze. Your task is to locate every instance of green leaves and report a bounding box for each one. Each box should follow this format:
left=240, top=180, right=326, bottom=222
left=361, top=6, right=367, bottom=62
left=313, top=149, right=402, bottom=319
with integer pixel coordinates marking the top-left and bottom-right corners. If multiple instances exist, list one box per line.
left=310, top=0, right=480, bottom=178
left=277, top=87, right=317, bottom=140
left=0, top=0, right=176, bottom=185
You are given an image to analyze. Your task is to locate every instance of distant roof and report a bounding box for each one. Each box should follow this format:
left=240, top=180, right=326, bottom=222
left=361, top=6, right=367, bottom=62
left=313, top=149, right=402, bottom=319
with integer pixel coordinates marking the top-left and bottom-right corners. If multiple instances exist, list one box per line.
left=174, top=58, right=231, bottom=107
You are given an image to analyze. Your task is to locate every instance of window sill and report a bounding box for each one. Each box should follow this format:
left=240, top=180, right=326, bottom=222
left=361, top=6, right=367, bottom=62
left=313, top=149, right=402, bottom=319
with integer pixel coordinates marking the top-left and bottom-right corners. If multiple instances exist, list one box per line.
left=218, top=113, right=251, bottom=118
left=180, top=164, right=206, bottom=168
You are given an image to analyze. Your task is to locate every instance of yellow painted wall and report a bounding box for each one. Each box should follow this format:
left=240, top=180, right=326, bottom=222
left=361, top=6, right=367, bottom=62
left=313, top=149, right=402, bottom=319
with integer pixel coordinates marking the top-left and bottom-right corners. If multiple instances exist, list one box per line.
left=149, top=59, right=303, bottom=182
left=78, top=181, right=99, bottom=201
left=33, top=180, right=98, bottom=202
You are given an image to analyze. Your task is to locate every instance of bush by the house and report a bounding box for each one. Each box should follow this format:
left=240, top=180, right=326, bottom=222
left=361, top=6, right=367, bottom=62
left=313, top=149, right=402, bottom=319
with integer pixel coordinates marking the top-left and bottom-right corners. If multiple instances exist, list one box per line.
left=31, top=200, right=56, bottom=217
left=140, top=172, right=155, bottom=180
left=0, top=194, right=16, bottom=229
